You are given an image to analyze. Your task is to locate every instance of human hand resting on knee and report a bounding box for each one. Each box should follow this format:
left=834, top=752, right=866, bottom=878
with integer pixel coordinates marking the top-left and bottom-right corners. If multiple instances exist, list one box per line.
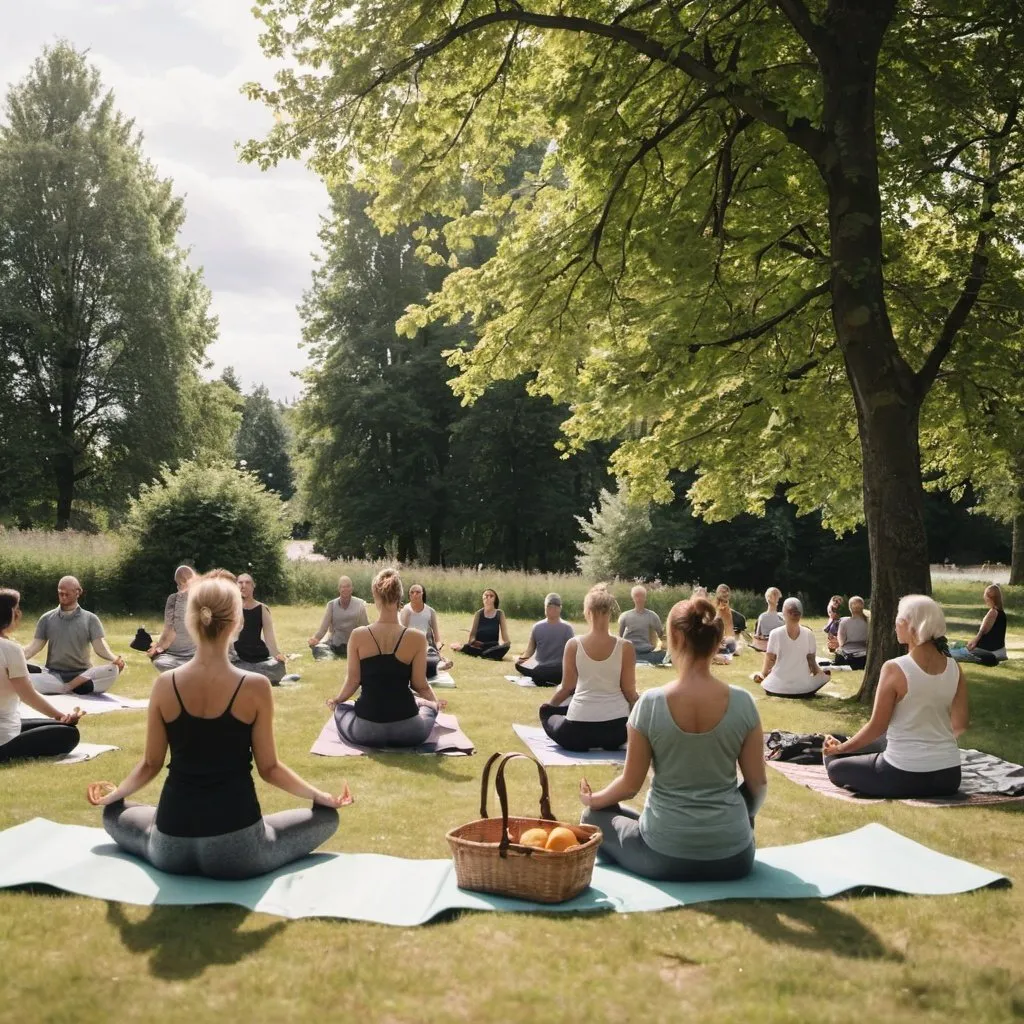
left=313, top=781, right=354, bottom=809
left=822, top=735, right=845, bottom=756
left=86, top=781, right=118, bottom=806
left=578, top=777, right=593, bottom=808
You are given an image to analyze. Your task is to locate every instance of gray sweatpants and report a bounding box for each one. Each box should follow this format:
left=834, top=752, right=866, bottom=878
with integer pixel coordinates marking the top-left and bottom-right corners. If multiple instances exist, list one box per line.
left=102, top=800, right=339, bottom=880
left=334, top=701, right=438, bottom=748
left=151, top=652, right=193, bottom=672
left=232, top=658, right=286, bottom=685
left=581, top=804, right=755, bottom=882
left=31, top=663, right=121, bottom=695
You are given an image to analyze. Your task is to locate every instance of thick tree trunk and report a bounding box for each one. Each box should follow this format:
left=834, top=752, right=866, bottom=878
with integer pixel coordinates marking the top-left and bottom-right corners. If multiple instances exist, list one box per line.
left=817, top=0, right=929, bottom=702
left=1011, top=496, right=1024, bottom=587
left=54, top=453, right=75, bottom=531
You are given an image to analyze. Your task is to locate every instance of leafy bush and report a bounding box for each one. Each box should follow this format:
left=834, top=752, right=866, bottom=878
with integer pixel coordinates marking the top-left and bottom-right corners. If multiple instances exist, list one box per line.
left=119, top=463, right=291, bottom=611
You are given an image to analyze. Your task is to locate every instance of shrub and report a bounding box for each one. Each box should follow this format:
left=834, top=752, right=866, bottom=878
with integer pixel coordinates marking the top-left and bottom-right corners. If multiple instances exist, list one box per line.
left=119, top=462, right=291, bottom=611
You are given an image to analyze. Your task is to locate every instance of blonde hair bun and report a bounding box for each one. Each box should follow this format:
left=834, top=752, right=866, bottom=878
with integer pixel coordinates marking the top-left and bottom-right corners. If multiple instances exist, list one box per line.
left=186, top=571, right=243, bottom=643
left=199, top=606, right=213, bottom=626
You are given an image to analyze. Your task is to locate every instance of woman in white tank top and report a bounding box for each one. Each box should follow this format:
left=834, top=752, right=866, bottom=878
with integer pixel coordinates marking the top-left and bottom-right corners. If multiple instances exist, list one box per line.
left=823, top=595, right=968, bottom=799
left=539, top=585, right=638, bottom=751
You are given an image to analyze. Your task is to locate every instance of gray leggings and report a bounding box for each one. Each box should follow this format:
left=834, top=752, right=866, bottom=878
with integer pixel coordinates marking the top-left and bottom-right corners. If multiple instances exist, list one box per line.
left=334, top=701, right=438, bottom=748
left=102, top=800, right=339, bottom=880
left=581, top=804, right=755, bottom=882
left=825, top=738, right=961, bottom=798
left=151, top=652, right=193, bottom=672
left=233, top=658, right=286, bottom=685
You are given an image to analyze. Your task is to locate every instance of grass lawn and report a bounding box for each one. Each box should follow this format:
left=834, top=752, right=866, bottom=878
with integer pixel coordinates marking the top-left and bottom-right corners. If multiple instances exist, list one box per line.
left=1, top=584, right=1022, bottom=1023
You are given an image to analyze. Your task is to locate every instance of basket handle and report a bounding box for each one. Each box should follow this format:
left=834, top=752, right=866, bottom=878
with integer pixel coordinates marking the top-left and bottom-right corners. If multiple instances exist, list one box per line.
left=493, top=752, right=557, bottom=854
left=479, top=751, right=555, bottom=821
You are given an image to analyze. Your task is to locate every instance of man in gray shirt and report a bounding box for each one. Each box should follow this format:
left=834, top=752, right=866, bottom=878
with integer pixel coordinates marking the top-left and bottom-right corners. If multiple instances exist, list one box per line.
left=515, top=593, right=575, bottom=686
left=23, top=576, right=125, bottom=695
left=308, top=575, right=370, bottom=659
left=618, top=585, right=666, bottom=664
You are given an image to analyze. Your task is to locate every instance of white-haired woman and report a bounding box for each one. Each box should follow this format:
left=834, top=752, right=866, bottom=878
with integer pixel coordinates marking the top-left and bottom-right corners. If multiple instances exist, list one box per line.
left=951, top=584, right=1008, bottom=665
left=308, top=575, right=369, bottom=660
left=754, top=598, right=830, bottom=698
left=824, top=595, right=968, bottom=798
left=540, top=585, right=639, bottom=751
left=88, top=570, right=348, bottom=879
left=752, top=587, right=783, bottom=653
left=833, top=595, right=869, bottom=670
left=148, top=565, right=197, bottom=671
left=328, top=568, right=444, bottom=747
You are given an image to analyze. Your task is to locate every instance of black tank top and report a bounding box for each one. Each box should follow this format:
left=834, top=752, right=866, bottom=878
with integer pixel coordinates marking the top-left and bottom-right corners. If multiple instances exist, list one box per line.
left=476, top=611, right=500, bottom=645
left=353, top=627, right=419, bottom=723
left=235, top=603, right=270, bottom=662
left=155, top=675, right=262, bottom=838
left=978, top=609, right=1007, bottom=652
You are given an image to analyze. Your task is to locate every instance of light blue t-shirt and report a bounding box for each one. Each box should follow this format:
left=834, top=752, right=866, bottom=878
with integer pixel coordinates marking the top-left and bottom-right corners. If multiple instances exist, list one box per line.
left=630, top=685, right=759, bottom=860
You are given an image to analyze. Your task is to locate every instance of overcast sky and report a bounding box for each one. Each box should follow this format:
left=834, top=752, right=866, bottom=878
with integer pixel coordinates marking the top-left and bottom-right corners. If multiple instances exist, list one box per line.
left=0, top=0, right=328, bottom=401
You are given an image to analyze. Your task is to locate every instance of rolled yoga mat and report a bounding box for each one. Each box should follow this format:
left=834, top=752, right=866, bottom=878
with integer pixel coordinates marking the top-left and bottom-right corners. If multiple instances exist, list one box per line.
left=0, top=819, right=1007, bottom=926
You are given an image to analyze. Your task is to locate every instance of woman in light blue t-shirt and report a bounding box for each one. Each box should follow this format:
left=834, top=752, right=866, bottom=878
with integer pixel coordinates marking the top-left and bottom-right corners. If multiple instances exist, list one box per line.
left=580, top=597, right=767, bottom=882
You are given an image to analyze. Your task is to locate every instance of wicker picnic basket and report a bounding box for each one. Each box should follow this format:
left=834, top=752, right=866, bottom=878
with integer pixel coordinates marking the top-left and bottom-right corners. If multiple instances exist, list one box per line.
left=446, top=751, right=602, bottom=903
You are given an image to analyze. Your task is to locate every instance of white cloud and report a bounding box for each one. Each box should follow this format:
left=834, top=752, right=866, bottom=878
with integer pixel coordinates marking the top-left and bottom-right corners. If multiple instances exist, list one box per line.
left=0, top=0, right=328, bottom=401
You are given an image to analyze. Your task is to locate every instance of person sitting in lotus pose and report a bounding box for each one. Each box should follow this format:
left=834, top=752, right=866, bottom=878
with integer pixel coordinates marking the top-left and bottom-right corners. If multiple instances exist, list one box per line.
left=308, top=576, right=369, bottom=660
left=824, top=595, right=967, bottom=799
left=148, top=565, right=197, bottom=671
left=329, top=568, right=445, bottom=748
left=89, top=570, right=348, bottom=879
left=579, top=596, right=766, bottom=881
left=754, top=598, right=829, bottom=698
left=514, top=592, right=575, bottom=686
left=399, top=584, right=452, bottom=678
left=539, top=585, right=638, bottom=752
left=451, top=589, right=510, bottom=660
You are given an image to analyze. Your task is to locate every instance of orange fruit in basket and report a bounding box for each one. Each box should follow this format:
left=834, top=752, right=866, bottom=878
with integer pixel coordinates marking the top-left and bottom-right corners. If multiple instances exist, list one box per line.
left=544, top=826, right=580, bottom=852
left=519, top=827, right=550, bottom=848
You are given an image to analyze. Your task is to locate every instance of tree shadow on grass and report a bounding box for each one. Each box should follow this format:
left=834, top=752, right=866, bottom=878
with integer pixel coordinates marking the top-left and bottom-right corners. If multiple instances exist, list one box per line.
left=365, top=752, right=477, bottom=783
left=690, top=898, right=903, bottom=962
left=106, top=901, right=286, bottom=980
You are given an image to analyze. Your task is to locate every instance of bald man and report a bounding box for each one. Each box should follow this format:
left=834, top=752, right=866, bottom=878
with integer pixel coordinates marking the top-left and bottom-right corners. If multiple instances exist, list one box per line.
left=617, top=585, right=666, bottom=665
left=148, top=565, right=197, bottom=671
left=22, top=576, right=125, bottom=695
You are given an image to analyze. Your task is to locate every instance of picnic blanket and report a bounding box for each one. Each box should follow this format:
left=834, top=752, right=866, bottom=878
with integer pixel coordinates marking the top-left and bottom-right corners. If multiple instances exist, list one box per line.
left=767, top=749, right=1024, bottom=807
left=310, top=713, right=475, bottom=757
left=0, top=819, right=1006, bottom=925
left=19, top=693, right=149, bottom=719
left=512, top=723, right=625, bottom=766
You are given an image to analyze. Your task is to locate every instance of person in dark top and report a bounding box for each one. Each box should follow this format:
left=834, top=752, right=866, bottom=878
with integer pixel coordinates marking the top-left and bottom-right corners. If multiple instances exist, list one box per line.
left=451, top=589, right=511, bottom=660
left=88, top=570, right=349, bottom=879
left=951, top=584, right=1009, bottom=664
left=231, top=573, right=293, bottom=684
left=329, top=568, right=444, bottom=748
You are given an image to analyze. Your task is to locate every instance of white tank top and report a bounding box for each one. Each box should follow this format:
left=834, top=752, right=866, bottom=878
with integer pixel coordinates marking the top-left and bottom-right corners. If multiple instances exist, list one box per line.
left=567, top=636, right=629, bottom=722
left=883, top=654, right=961, bottom=772
left=402, top=605, right=433, bottom=637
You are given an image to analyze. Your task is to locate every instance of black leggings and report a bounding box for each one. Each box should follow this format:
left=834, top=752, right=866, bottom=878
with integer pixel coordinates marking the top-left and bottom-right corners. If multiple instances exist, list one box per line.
left=460, top=642, right=510, bottom=661
left=516, top=661, right=562, bottom=686
left=826, top=751, right=961, bottom=798
left=540, top=704, right=627, bottom=752
left=0, top=719, right=80, bottom=764
left=833, top=652, right=867, bottom=670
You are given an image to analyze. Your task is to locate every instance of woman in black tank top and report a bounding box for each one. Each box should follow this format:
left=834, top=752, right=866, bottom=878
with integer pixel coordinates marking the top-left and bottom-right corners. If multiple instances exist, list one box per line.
left=952, top=584, right=1009, bottom=665
left=451, top=588, right=511, bottom=661
left=87, top=570, right=351, bottom=879
left=329, top=567, right=443, bottom=748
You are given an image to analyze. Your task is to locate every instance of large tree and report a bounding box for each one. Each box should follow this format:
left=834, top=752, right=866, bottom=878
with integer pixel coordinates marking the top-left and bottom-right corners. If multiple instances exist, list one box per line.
left=236, top=384, right=296, bottom=499
left=245, top=2, right=1024, bottom=697
left=0, top=43, right=215, bottom=528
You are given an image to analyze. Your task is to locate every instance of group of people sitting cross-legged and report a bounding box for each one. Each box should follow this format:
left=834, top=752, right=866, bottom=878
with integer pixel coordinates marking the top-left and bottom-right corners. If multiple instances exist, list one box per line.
left=329, top=569, right=446, bottom=748
left=539, top=585, right=639, bottom=752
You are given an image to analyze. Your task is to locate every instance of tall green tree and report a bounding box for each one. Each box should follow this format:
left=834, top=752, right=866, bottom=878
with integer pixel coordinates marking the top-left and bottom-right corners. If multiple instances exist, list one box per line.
left=0, top=43, right=215, bottom=528
left=245, top=1, right=1024, bottom=698
left=236, top=384, right=296, bottom=499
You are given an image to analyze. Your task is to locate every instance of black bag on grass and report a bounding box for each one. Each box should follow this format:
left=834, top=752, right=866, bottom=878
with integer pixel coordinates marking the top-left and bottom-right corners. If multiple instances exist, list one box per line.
left=764, top=730, right=849, bottom=765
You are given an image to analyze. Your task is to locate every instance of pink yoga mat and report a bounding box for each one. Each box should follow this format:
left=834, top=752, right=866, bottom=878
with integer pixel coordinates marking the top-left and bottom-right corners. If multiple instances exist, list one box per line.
left=767, top=759, right=1024, bottom=808
left=310, top=713, right=475, bottom=757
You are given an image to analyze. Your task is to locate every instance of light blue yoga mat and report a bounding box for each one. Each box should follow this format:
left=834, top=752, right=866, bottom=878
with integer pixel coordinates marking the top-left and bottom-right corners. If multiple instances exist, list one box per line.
left=0, top=819, right=1007, bottom=926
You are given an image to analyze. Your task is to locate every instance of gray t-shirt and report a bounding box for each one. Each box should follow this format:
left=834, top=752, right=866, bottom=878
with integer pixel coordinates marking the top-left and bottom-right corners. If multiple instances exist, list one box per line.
left=838, top=615, right=868, bottom=657
left=755, top=611, right=784, bottom=637
left=34, top=606, right=104, bottom=672
left=530, top=619, right=575, bottom=665
left=164, top=591, right=196, bottom=657
left=322, top=597, right=369, bottom=647
left=618, top=608, right=663, bottom=653
left=630, top=686, right=758, bottom=860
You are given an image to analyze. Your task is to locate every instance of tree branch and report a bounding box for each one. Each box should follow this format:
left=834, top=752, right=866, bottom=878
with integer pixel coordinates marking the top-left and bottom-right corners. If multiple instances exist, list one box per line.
left=768, top=0, right=830, bottom=63
left=687, top=280, right=831, bottom=352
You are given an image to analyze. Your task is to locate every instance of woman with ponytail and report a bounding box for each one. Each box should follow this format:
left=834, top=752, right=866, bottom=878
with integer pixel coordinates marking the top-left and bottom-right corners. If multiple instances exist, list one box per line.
left=579, top=597, right=766, bottom=882
left=824, top=595, right=968, bottom=798
left=88, top=570, right=350, bottom=879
